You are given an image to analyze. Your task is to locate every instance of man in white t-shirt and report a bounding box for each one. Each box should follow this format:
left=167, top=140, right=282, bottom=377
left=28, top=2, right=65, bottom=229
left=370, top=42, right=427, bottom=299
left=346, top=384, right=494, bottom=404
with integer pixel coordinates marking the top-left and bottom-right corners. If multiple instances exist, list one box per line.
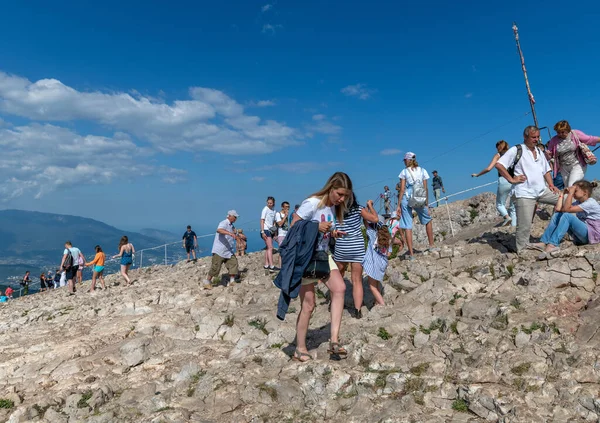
left=274, top=201, right=290, bottom=267
left=496, top=125, right=560, bottom=252
left=204, top=210, right=239, bottom=289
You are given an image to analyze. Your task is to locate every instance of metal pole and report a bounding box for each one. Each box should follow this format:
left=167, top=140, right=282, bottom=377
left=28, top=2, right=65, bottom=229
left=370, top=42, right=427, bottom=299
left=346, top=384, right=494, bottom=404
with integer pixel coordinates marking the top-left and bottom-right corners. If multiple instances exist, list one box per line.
left=140, top=250, right=143, bottom=268
left=512, top=22, right=539, bottom=128
left=164, top=245, right=167, bottom=265
left=445, top=198, right=455, bottom=237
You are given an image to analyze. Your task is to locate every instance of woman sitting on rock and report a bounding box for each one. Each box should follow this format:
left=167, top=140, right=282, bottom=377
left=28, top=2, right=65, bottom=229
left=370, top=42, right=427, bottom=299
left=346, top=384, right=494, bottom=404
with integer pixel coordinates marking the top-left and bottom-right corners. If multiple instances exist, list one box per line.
left=471, top=140, right=516, bottom=227
left=531, top=180, right=600, bottom=258
left=287, top=172, right=351, bottom=362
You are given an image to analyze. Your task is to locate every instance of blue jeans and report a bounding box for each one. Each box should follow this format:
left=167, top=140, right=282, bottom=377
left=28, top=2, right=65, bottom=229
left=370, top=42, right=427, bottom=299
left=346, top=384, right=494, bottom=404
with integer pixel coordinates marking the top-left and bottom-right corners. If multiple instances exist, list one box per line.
left=540, top=212, right=589, bottom=247
left=496, top=177, right=516, bottom=226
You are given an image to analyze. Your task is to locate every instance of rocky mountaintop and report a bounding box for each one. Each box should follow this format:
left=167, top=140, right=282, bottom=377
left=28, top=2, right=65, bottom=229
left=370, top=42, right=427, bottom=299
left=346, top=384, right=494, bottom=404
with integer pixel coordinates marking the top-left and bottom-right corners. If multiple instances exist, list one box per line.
left=1, top=194, right=600, bottom=422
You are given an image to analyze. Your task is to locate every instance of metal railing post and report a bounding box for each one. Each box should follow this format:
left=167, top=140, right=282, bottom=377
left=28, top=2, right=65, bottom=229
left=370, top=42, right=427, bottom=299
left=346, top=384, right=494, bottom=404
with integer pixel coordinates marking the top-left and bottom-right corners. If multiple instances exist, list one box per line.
left=445, top=198, right=455, bottom=237
left=140, top=250, right=143, bottom=268
left=164, top=245, right=167, bottom=265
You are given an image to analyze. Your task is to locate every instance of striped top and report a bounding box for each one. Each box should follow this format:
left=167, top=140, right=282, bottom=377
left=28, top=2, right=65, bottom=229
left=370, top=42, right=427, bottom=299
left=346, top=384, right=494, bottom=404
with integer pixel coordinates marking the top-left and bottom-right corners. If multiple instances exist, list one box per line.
left=333, top=205, right=366, bottom=263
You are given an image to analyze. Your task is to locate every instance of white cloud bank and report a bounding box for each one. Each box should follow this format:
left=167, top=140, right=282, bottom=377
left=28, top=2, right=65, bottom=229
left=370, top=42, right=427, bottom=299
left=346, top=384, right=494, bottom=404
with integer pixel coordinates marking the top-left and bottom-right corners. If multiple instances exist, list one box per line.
left=0, top=70, right=299, bottom=199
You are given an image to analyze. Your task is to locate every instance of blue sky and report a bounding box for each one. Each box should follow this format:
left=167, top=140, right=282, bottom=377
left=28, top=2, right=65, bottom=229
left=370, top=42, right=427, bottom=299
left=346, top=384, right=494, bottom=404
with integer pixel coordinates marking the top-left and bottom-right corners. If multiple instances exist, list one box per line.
left=0, top=0, right=599, bottom=237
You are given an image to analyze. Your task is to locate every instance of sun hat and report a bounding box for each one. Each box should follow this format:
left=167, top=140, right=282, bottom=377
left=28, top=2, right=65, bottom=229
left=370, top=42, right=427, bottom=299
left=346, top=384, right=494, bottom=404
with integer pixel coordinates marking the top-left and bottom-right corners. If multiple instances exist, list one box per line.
left=404, top=152, right=416, bottom=160
left=227, top=210, right=239, bottom=217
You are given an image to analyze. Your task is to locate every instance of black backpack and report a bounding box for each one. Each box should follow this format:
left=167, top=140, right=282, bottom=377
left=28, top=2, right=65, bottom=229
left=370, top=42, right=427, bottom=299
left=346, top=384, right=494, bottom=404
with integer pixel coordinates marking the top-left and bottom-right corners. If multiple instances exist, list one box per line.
left=507, top=144, right=523, bottom=178
left=63, top=248, right=74, bottom=270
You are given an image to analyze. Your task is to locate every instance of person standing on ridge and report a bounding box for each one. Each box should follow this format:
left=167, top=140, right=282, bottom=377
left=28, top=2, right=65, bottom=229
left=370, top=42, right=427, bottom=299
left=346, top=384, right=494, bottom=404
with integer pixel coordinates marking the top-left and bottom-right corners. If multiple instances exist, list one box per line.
left=182, top=225, right=198, bottom=262
left=113, top=236, right=135, bottom=286
left=397, top=152, right=439, bottom=260
left=21, top=271, right=31, bottom=295
left=260, top=196, right=278, bottom=272
left=204, top=210, right=240, bottom=289
left=496, top=125, right=559, bottom=253
left=275, top=202, right=291, bottom=267
left=5, top=286, right=13, bottom=299
left=545, top=120, right=600, bottom=187
left=431, top=170, right=445, bottom=207
left=382, top=186, right=391, bottom=216
left=60, top=241, right=84, bottom=295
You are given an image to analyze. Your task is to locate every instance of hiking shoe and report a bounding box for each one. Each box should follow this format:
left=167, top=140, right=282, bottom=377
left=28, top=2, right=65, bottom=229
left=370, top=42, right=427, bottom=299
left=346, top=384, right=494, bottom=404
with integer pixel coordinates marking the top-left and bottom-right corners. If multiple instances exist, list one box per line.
left=269, top=266, right=280, bottom=272
left=425, top=247, right=440, bottom=253
left=202, top=280, right=213, bottom=290
left=502, top=216, right=512, bottom=226
left=348, top=307, right=362, bottom=319
left=405, top=255, right=415, bottom=261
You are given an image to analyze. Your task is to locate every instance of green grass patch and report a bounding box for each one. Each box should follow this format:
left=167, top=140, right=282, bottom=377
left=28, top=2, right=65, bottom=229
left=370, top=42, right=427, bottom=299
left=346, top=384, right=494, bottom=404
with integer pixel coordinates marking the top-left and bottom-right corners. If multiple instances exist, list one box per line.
left=248, top=318, right=269, bottom=335
left=0, top=399, right=14, bottom=409
left=377, top=327, right=392, bottom=340
left=452, top=398, right=468, bottom=412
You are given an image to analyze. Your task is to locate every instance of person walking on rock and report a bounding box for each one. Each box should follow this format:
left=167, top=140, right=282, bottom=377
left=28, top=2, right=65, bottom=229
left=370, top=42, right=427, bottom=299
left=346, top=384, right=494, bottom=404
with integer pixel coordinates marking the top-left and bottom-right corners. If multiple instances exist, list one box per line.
left=86, top=245, right=106, bottom=291
left=496, top=126, right=560, bottom=253
left=113, top=236, right=135, bottom=285
left=471, top=140, right=516, bottom=227
left=260, top=196, right=278, bottom=272
left=431, top=171, right=445, bottom=207
left=275, top=172, right=351, bottom=362
left=396, top=152, right=438, bottom=260
left=182, top=225, right=198, bottom=262
left=546, top=120, right=600, bottom=187
left=362, top=220, right=391, bottom=307
left=60, top=241, right=84, bottom=295
left=20, top=271, right=31, bottom=295
left=204, top=210, right=240, bottom=289
left=334, top=197, right=379, bottom=319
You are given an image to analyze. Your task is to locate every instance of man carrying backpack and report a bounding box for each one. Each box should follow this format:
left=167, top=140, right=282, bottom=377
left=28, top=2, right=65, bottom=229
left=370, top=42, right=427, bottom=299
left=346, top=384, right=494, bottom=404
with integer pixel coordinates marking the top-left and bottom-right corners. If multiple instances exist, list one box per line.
left=496, top=126, right=560, bottom=253
left=60, top=241, right=85, bottom=295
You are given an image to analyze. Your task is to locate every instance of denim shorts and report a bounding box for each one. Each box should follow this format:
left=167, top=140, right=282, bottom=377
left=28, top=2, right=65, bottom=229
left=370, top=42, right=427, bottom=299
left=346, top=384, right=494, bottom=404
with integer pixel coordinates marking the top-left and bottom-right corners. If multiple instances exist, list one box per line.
left=263, top=230, right=273, bottom=238
left=399, top=197, right=432, bottom=230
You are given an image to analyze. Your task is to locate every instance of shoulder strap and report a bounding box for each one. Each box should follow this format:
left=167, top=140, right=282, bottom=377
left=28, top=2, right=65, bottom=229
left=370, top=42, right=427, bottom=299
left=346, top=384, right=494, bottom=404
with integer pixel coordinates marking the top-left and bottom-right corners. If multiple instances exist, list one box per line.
left=513, top=144, right=523, bottom=166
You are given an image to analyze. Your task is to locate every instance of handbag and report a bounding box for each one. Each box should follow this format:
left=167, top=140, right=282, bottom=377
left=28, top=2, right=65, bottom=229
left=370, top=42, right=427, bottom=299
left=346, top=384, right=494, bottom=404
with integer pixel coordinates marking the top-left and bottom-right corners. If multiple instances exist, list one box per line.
left=303, top=250, right=330, bottom=280
left=573, top=131, right=597, bottom=165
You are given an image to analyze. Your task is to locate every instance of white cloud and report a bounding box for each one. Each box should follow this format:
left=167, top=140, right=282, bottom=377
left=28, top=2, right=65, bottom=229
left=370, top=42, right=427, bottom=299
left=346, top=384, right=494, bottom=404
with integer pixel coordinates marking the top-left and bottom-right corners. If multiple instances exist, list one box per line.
left=261, top=24, right=283, bottom=34
left=341, top=83, right=376, bottom=100
left=0, top=70, right=300, bottom=156
left=306, top=114, right=341, bottom=135
left=0, top=123, right=168, bottom=199
left=251, top=176, right=266, bottom=182
left=380, top=148, right=403, bottom=156
left=247, top=99, right=276, bottom=107
left=261, top=4, right=272, bottom=12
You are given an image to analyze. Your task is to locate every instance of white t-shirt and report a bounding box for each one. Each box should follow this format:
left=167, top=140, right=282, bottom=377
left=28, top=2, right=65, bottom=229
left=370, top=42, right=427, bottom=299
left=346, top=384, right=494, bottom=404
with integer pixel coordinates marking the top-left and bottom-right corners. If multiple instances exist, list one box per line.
left=261, top=206, right=276, bottom=231
left=576, top=198, right=600, bottom=222
left=296, top=197, right=335, bottom=251
left=497, top=144, right=551, bottom=198
left=398, top=167, right=430, bottom=197
left=211, top=219, right=235, bottom=258
left=275, top=212, right=288, bottom=237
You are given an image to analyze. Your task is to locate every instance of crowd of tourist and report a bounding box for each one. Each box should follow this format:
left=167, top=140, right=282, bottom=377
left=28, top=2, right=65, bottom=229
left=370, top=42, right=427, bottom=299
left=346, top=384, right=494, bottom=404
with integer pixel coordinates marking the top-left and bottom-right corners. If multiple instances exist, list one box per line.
left=2, top=120, right=599, bottom=363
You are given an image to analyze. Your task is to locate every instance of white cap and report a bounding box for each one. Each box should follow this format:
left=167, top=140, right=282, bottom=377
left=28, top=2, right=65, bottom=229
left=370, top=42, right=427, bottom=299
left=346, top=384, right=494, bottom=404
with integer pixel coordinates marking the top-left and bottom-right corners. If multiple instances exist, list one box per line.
left=227, top=210, right=239, bottom=217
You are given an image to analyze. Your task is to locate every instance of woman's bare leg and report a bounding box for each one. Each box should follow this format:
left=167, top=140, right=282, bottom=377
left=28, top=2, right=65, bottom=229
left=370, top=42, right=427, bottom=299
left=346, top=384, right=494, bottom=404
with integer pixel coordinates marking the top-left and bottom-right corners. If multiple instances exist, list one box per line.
left=351, top=262, right=364, bottom=310
left=325, top=270, right=346, bottom=344
left=296, top=284, right=315, bottom=355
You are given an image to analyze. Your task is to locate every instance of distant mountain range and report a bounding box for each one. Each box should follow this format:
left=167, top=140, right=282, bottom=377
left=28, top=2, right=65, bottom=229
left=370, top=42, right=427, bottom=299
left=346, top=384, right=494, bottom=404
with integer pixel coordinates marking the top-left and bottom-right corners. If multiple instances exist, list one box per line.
left=0, top=209, right=167, bottom=281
